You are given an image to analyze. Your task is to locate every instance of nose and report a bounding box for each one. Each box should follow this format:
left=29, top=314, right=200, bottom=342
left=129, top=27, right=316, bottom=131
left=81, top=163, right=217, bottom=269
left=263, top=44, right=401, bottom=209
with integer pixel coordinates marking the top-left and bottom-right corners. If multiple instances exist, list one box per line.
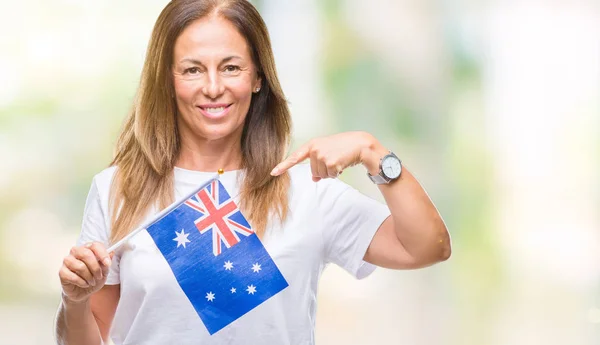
left=201, top=71, right=225, bottom=99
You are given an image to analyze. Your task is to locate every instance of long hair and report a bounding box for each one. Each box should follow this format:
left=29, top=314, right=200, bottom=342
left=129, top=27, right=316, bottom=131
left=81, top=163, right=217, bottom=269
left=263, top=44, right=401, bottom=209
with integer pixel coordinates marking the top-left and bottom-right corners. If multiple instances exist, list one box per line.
left=109, top=0, right=291, bottom=244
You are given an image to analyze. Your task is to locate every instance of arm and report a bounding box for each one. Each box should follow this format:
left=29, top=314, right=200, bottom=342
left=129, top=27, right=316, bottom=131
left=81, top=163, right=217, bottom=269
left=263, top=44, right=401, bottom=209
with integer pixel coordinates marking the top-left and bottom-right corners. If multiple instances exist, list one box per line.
left=356, top=134, right=451, bottom=268
left=90, top=285, right=120, bottom=342
left=362, top=161, right=451, bottom=269
left=55, top=243, right=120, bottom=345
left=271, top=131, right=451, bottom=269
left=56, top=285, right=119, bottom=345
left=56, top=296, right=103, bottom=345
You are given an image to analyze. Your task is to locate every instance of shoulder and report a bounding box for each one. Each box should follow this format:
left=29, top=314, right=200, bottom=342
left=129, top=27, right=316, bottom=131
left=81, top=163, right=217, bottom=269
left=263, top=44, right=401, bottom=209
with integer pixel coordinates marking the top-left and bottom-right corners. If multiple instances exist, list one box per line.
left=78, top=166, right=117, bottom=242
left=88, top=166, right=118, bottom=201
left=92, top=166, right=117, bottom=189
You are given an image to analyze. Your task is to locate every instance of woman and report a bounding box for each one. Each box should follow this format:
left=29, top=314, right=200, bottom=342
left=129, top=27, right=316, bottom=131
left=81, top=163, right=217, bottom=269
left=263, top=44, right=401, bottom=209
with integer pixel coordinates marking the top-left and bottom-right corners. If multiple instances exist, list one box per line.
left=55, top=0, right=451, bottom=344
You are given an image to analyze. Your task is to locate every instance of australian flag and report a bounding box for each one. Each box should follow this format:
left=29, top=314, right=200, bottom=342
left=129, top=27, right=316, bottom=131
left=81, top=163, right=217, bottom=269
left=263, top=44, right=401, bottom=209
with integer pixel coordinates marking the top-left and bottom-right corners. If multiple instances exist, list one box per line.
left=146, top=177, right=289, bottom=334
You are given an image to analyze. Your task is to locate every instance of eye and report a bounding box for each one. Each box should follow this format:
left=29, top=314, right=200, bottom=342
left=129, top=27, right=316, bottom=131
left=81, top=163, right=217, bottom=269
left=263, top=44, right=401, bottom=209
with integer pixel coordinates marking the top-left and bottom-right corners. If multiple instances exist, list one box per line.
left=224, top=65, right=241, bottom=73
left=183, top=67, right=201, bottom=74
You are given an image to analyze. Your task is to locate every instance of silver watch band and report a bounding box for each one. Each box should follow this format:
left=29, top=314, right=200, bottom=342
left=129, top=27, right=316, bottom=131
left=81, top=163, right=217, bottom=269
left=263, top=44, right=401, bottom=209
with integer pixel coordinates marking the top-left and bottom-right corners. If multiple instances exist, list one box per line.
left=368, top=173, right=389, bottom=184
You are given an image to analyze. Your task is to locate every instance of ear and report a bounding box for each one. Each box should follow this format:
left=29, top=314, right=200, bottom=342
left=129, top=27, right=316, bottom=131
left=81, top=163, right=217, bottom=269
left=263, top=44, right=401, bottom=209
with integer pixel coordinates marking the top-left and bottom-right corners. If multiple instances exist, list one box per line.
left=252, top=69, right=262, bottom=93
left=253, top=73, right=262, bottom=93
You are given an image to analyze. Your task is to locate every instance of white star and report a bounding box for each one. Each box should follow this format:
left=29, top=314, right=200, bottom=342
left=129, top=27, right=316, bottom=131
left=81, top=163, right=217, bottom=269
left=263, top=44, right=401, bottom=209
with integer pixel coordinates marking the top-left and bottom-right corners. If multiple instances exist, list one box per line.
left=206, top=292, right=215, bottom=302
left=173, top=229, right=191, bottom=248
left=230, top=287, right=236, bottom=293
left=246, top=285, right=256, bottom=295
left=224, top=261, right=234, bottom=270
left=251, top=263, right=261, bottom=273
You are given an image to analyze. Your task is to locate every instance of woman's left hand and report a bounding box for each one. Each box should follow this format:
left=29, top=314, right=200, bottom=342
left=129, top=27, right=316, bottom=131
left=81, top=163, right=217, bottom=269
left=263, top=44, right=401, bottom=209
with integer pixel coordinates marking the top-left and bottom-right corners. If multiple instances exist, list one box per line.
left=270, top=131, right=387, bottom=181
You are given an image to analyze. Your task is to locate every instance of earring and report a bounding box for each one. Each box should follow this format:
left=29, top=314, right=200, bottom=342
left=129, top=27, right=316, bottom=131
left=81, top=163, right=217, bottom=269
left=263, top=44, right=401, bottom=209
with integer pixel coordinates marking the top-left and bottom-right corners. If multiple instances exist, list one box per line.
left=254, top=87, right=261, bottom=93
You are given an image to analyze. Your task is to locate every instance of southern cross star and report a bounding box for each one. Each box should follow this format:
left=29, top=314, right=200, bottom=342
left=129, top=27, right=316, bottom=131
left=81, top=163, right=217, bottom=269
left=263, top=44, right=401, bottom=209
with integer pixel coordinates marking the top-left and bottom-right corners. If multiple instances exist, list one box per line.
left=173, top=229, right=191, bottom=248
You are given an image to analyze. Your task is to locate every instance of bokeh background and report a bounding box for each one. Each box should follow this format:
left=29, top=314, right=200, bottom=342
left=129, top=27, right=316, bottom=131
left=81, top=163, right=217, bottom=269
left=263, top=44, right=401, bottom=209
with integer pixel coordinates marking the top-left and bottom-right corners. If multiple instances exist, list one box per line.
left=1, top=0, right=599, bottom=344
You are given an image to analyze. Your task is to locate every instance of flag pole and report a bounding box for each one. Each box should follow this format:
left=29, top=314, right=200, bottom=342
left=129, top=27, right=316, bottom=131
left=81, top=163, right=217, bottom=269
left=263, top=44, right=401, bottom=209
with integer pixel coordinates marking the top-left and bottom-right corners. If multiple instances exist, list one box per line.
left=106, top=170, right=223, bottom=253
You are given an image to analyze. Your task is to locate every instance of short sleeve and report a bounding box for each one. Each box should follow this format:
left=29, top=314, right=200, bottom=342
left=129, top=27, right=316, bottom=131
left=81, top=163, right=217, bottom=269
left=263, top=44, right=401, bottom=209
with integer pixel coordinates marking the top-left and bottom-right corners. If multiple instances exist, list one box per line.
left=318, top=178, right=391, bottom=279
left=75, top=176, right=121, bottom=285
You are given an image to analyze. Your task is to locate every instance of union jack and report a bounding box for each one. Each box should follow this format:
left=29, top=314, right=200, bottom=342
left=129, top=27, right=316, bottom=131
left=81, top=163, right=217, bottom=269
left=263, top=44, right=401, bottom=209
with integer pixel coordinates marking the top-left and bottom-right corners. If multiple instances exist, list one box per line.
left=184, top=180, right=253, bottom=255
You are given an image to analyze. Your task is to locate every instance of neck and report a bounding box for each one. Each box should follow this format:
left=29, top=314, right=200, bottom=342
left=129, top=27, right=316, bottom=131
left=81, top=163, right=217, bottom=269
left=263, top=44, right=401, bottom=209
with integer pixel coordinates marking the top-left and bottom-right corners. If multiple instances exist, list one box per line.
left=175, top=133, right=243, bottom=173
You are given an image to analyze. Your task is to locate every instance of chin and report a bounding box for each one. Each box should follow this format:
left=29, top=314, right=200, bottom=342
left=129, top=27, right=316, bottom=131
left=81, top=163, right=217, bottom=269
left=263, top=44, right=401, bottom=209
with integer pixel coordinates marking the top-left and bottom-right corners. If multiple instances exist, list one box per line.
left=198, top=124, right=244, bottom=142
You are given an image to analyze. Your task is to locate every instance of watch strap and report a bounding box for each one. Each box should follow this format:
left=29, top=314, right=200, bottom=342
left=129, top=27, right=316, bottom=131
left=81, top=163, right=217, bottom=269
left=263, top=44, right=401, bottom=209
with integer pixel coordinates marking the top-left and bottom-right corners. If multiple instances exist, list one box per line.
left=368, top=173, right=389, bottom=184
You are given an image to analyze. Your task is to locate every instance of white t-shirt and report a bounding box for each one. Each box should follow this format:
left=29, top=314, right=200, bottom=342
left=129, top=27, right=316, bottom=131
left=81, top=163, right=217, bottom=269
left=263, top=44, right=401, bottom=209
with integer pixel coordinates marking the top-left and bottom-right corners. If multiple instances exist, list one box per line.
left=76, top=164, right=390, bottom=345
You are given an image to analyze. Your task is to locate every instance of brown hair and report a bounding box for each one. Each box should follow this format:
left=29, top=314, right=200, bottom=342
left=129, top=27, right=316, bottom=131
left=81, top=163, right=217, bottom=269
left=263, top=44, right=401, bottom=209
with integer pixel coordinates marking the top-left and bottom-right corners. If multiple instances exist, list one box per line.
left=109, top=0, right=291, bottom=243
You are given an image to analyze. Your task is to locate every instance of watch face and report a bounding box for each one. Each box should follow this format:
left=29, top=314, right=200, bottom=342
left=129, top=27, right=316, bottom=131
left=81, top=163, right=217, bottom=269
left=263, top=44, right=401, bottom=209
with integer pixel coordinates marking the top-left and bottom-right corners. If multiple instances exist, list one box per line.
left=382, top=155, right=401, bottom=179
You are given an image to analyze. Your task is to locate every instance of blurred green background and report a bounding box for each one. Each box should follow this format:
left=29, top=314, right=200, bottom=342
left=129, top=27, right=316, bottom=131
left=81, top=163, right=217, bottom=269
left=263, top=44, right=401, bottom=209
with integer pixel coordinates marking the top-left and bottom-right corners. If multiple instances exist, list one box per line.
left=1, top=0, right=599, bottom=344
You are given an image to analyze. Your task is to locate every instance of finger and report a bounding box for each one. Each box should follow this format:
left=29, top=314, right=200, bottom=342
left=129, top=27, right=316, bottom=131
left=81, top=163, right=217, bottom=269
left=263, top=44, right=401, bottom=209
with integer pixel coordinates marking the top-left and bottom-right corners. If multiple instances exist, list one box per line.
left=309, top=151, right=321, bottom=182
left=327, top=163, right=344, bottom=178
left=101, top=252, right=115, bottom=278
left=326, top=164, right=339, bottom=178
left=86, top=242, right=112, bottom=268
left=313, top=151, right=329, bottom=180
left=63, top=256, right=95, bottom=287
left=87, top=244, right=112, bottom=280
left=76, top=246, right=104, bottom=282
left=271, top=143, right=311, bottom=176
left=66, top=248, right=98, bottom=286
left=59, top=266, right=90, bottom=289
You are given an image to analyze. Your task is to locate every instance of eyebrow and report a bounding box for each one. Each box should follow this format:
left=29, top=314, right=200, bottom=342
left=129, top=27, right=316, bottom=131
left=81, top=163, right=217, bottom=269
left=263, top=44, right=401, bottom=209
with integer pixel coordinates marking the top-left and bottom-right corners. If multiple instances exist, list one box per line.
left=178, top=55, right=243, bottom=65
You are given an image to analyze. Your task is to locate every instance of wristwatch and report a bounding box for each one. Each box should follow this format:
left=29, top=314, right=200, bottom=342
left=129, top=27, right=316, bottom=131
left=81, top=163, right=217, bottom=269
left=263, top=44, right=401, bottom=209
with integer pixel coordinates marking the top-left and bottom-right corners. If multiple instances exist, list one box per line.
left=367, top=151, right=402, bottom=184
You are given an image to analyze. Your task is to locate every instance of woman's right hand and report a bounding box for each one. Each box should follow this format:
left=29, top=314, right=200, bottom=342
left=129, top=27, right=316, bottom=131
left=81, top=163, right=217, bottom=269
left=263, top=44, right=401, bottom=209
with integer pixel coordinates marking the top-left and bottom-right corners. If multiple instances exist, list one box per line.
left=58, top=242, right=113, bottom=303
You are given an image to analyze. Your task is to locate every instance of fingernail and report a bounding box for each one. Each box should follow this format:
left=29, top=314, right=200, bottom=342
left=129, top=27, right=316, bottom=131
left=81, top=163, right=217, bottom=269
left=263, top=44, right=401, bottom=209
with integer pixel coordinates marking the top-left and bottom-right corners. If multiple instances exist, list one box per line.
left=270, top=167, right=279, bottom=176
left=85, top=243, right=92, bottom=248
left=103, top=257, right=111, bottom=266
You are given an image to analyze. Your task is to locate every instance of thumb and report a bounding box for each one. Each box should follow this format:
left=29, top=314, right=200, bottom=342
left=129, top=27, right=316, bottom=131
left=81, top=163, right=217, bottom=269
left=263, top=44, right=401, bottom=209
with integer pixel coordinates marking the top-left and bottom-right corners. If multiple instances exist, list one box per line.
left=100, top=252, right=114, bottom=278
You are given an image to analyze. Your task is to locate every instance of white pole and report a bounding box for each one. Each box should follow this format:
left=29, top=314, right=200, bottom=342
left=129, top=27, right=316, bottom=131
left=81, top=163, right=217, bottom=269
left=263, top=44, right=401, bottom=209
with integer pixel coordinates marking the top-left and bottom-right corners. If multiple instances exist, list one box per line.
left=107, top=172, right=221, bottom=253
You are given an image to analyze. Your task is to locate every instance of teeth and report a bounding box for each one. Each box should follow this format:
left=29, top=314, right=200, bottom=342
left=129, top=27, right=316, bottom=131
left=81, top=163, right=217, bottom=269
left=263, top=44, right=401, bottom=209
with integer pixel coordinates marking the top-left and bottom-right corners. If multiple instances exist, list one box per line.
left=205, top=107, right=225, bottom=113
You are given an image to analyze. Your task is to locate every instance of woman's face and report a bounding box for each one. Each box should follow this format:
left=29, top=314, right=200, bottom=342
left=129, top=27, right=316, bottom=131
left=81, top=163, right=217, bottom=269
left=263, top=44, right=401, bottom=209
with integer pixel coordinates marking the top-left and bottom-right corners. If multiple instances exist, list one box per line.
left=172, top=15, right=261, bottom=143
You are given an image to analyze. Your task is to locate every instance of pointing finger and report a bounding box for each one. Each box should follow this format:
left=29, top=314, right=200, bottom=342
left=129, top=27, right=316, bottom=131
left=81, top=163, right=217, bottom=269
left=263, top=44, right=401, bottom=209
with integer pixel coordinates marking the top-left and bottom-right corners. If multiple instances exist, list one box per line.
left=270, top=143, right=311, bottom=176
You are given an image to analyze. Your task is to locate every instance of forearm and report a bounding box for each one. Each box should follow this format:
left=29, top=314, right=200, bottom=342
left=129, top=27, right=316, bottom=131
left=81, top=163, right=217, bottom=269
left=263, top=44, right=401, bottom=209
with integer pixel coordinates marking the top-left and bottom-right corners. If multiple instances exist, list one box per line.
left=380, top=168, right=450, bottom=261
left=55, top=296, right=104, bottom=345
left=361, top=136, right=451, bottom=263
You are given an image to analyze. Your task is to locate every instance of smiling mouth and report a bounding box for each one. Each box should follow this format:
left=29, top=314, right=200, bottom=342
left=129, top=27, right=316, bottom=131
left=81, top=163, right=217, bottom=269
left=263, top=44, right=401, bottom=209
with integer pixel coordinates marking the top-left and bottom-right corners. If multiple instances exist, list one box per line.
left=197, top=104, right=232, bottom=118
